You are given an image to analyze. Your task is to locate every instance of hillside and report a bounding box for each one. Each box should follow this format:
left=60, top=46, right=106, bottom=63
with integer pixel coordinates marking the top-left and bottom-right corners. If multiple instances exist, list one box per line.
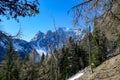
left=79, top=53, right=120, bottom=80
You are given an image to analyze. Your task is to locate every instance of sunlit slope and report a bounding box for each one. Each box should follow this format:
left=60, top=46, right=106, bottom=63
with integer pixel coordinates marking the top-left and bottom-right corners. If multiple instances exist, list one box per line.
left=79, top=53, right=120, bottom=80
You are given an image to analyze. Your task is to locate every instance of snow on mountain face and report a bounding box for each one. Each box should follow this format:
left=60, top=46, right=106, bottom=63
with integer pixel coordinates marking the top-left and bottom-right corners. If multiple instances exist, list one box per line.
left=0, top=38, right=33, bottom=59
left=0, top=31, right=35, bottom=59
left=0, top=27, right=83, bottom=60
left=30, top=27, right=84, bottom=55
left=31, top=31, right=44, bottom=41
left=13, top=39, right=32, bottom=53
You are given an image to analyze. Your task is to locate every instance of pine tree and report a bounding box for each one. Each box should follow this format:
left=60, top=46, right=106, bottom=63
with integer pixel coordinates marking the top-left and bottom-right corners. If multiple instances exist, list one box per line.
left=59, top=37, right=89, bottom=79
left=20, top=54, right=38, bottom=80
left=0, top=38, right=19, bottom=80
left=59, top=47, right=69, bottom=80
left=0, top=0, right=39, bottom=21
left=89, top=27, right=108, bottom=68
left=38, top=53, right=49, bottom=80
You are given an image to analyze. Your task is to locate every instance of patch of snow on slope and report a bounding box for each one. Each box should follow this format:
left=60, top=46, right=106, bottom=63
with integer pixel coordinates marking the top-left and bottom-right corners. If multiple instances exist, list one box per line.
left=67, top=72, right=84, bottom=80
left=0, top=40, right=8, bottom=48
left=36, top=38, right=47, bottom=56
left=36, top=49, right=46, bottom=56
left=13, top=43, right=23, bottom=51
left=0, top=41, right=4, bottom=47
left=66, top=28, right=70, bottom=31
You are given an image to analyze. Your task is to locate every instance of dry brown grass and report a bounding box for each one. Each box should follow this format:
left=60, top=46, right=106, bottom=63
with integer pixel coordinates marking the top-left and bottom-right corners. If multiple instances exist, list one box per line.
left=79, top=54, right=120, bottom=80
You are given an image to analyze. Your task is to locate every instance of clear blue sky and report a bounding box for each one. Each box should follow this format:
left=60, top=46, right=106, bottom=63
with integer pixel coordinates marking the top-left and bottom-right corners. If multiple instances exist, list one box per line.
left=0, top=0, right=82, bottom=41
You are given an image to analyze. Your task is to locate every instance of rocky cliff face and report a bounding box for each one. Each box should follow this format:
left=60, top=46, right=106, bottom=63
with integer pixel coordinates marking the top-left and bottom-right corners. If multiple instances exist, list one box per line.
left=30, top=27, right=83, bottom=56
left=0, top=27, right=84, bottom=59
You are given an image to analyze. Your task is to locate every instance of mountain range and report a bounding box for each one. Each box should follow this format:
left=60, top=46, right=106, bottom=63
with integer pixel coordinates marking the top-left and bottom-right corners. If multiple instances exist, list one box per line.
left=0, top=27, right=84, bottom=59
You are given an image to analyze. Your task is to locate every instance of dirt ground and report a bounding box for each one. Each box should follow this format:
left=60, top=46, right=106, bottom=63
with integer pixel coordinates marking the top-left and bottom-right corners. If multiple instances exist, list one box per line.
left=79, top=54, right=120, bottom=80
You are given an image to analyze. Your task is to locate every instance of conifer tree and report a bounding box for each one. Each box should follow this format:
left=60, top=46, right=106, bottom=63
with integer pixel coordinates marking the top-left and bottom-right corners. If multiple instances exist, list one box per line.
left=59, top=37, right=89, bottom=79
left=20, top=54, right=38, bottom=80
left=0, top=38, right=19, bottom=80
left=0, top=0, right=39, bottom=21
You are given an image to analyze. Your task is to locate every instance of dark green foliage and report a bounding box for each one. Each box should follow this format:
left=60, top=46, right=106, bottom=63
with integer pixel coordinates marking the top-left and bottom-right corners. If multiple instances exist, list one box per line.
left=91, top=47, right=100, bottom=68
left=40, top=53, right=45, bottom=63
left=116, top=35, right=120, bottom=48
left=0, top=40, right=39, bottom=80
left=89, top=27, right=108, bottom=68
left=20, top=53, right=39, bottom=80
left=59, top=37, right=89, bottom=80
left=59, top=48, right=69, bottom=79
left=94, top=30, right=107, bottom=61
left=0, top=39, right=20, bottom=80
left=0, top=32, right=109, bottom=80
left=0, top=0, right=119, bottom=79
left=0, top=0, right=39, bottom=21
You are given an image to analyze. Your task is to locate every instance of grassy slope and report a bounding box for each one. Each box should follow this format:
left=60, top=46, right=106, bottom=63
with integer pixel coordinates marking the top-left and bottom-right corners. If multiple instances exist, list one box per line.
left=79, top=54, right=120, bottom=80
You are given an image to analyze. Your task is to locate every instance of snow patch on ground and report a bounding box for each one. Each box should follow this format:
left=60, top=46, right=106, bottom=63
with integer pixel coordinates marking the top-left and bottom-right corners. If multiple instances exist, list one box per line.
left=67, top=71, right=84, bottom=80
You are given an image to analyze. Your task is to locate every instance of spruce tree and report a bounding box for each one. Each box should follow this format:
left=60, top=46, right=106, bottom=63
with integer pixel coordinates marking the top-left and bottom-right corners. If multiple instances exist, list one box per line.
left=20, top=54, right=38, bottom=80
left=0, top=38, right=19, bottom=80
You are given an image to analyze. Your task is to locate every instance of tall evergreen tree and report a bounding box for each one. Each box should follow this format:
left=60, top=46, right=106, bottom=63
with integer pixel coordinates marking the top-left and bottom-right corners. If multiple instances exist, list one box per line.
left=20, top=54, right=38, bottom=80
left=59, top=37, right=89, bottom=79
left=0, top=38, right=19, bottom=80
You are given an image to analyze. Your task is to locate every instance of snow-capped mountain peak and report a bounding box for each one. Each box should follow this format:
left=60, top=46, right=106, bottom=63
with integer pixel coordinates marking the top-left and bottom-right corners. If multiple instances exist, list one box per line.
left=30, top=27, right=83, bottom=55
left=31, top=31, right=44, bottom=41
left=0, top=27, right=84, bottom=60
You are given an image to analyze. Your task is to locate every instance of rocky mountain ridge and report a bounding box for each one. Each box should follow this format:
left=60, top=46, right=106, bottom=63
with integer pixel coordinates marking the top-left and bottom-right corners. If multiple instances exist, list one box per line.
left=0, top=27, right=84, bottom=58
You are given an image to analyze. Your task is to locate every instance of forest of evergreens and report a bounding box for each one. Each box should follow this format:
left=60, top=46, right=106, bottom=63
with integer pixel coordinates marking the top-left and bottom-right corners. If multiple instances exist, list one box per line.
left=0, top=0, right=120, bottom=80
